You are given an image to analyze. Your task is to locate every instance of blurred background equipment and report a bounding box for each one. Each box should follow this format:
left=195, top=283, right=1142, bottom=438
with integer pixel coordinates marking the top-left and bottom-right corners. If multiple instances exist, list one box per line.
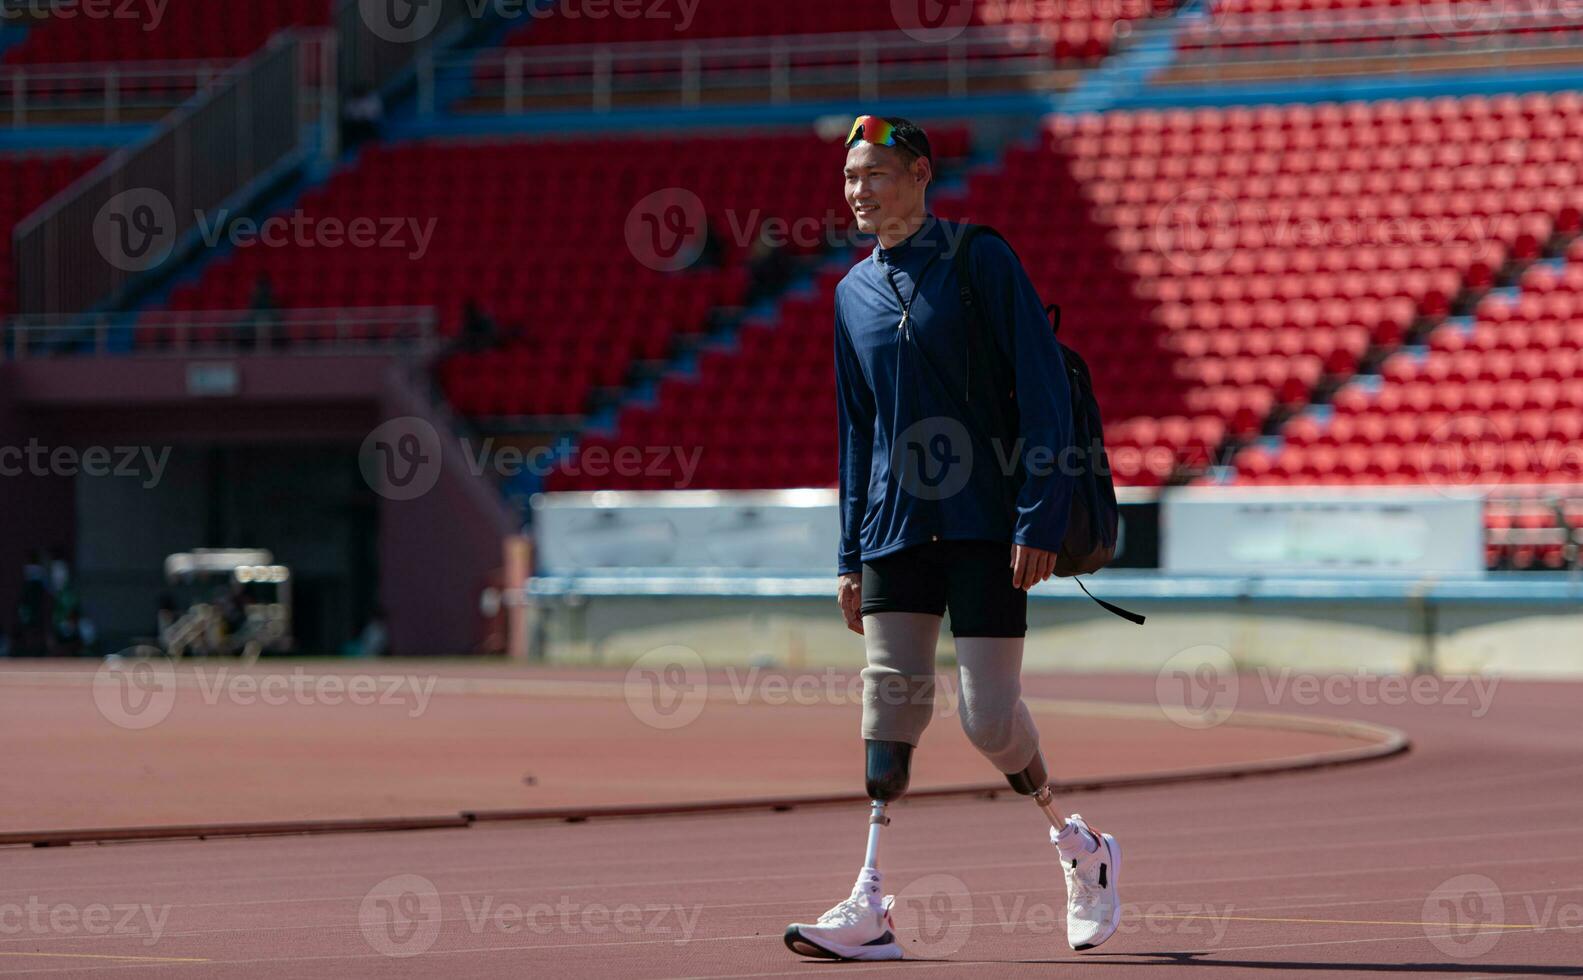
left=157, top=548, right=293, bottom=662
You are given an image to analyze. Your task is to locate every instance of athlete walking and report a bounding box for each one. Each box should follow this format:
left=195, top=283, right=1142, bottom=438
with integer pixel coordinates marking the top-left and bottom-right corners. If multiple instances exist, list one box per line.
left=783, top=117, right=1123, bottom=961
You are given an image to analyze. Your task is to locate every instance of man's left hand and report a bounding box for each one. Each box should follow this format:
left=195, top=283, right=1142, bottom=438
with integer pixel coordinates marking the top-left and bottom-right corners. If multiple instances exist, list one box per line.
left=1011, top=543, right=1057, bottom=591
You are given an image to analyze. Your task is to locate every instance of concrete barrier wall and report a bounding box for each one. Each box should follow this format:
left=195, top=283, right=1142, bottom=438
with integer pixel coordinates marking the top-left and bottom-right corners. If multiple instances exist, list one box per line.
left=528, top=590, right=1583, bottom=678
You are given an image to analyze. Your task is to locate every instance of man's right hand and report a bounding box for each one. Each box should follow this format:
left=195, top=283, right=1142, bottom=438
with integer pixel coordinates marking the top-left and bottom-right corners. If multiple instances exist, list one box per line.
left=837, top=572, right=864, bottom=635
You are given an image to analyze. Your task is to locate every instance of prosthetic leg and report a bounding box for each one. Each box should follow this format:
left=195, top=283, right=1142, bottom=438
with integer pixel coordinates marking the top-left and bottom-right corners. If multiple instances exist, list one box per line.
left=1004, top=750, right=1067, bottom=831
left=784, top=609, right=938, bottom=962
left=782, top=739, right=912, bottom=961
left=861, top=739, right=913, bottom=869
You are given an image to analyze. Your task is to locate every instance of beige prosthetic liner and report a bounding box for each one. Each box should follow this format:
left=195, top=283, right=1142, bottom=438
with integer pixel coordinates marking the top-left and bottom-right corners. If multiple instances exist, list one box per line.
left=953, top=636, right=1044, bottom=776
left=858, top=614, right=1042, bottom=775
left=859, top=612, right=944, bottom=746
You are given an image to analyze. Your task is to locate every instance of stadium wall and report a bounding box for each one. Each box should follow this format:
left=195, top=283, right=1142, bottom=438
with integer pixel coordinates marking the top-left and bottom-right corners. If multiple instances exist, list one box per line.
left=525, top=584, right=1583, bottom=678
left=0, top=364, right=77, bottom=623
left=0, top=356, right=519, bottom=654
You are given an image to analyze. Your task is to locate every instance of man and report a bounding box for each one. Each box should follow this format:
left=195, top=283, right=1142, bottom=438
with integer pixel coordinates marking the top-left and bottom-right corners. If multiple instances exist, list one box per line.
left=783, top=117, right=1123, bottom=961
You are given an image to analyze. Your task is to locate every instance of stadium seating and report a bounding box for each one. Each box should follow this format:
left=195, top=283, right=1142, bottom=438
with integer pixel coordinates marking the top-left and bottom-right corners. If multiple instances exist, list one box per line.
left=552, top=92, right=1582, bottom=493
left=1231, top=238, right=1583, bottom=492
left=1177, top=0, right=1581, bottom=57
left=1484, top=495, right=1581, bottom=571
left=0, top=152, right=103, bottom=317
left=154, top=133, right=873, bottom=416
left=0, top=0, right=328, bottom=65
left=500, top=0, right=1179, bottom=63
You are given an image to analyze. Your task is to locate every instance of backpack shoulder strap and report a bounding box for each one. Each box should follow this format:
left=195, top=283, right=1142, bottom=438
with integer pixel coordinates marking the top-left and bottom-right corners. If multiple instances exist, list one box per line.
left=951, top=223, right=1015, bottom=427
left=952, top=224, right=1013, bottom=317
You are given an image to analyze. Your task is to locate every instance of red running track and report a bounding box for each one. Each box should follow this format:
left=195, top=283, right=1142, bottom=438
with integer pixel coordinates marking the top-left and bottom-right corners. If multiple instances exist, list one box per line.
left=0, top=675, right=1579, bottom=978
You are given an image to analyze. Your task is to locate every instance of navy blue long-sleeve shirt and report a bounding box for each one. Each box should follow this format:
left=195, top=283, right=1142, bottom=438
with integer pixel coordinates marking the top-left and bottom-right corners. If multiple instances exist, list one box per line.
left=835, top=215, right=1075, bottom=576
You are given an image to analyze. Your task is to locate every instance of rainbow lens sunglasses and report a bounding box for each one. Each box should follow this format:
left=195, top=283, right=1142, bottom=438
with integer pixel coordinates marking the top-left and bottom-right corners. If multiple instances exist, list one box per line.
left=845, top=115, right=926, bottom=159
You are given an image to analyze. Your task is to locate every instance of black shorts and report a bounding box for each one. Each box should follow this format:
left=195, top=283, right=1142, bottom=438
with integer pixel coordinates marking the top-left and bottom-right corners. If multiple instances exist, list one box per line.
left=859, top=538, right=1027, bottom=638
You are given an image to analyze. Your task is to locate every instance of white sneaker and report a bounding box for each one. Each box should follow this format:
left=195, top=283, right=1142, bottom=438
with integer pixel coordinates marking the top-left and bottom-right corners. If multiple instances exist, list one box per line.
left=1054, top=813, right=1122, bottom=950
left=784, top=868, right=904, bottom=961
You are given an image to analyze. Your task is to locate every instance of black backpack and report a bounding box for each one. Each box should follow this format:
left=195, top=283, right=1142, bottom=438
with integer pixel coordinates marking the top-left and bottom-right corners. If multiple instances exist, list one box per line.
left=953, top=224, right=1144, bottom=625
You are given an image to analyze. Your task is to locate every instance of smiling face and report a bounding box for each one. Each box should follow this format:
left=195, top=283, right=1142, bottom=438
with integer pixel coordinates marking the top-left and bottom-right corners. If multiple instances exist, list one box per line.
left=844, top=141, right=932, bottom=247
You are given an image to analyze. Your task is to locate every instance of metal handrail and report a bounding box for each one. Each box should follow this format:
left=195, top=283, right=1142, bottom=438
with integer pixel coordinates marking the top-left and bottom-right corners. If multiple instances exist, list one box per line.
left=1, top=59, right=236, bottom=126
left=1167, top=3, right=1583, bottom=56
left=1152, top=34, right=1582, bottom=82
left=2, top=306, right=439, bottom=359
left=432, top=25, right=1065, bottom=111
left=1183, top=6, right=1582, bottom=37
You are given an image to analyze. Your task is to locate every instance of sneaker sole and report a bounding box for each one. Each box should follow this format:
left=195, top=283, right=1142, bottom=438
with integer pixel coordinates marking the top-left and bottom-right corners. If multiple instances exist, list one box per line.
left=784, top=926, right=904, bottom=961
left=1072, top=832, right=1122, bottom=951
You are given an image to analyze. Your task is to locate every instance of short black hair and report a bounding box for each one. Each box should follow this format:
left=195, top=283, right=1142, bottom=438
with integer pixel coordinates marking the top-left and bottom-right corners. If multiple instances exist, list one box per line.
left=882, top=117, right=932, bottom=168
